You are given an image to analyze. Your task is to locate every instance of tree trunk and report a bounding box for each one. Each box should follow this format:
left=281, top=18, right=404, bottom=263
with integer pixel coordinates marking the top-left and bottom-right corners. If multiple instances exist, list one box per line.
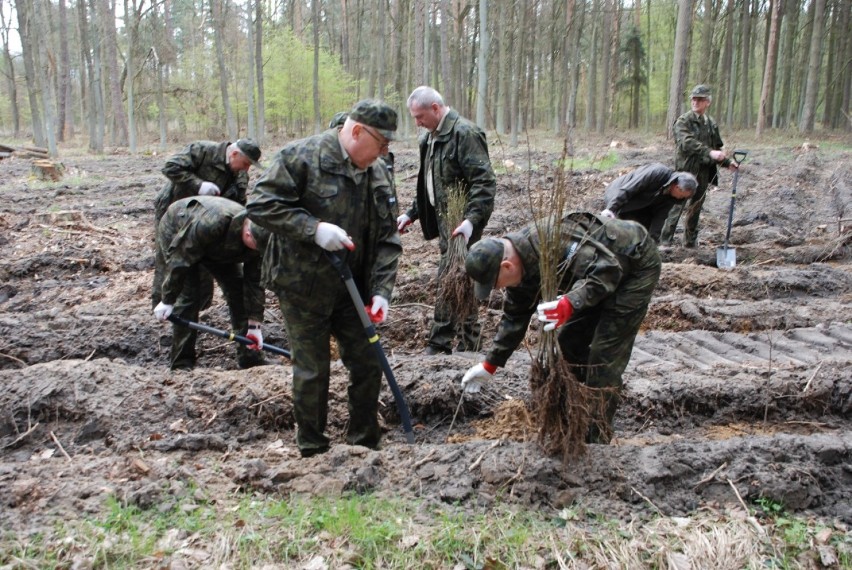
left=440, top=0, right=451, bottom=94
left=495, top=0, right=508, bottom=134
left=255, top=0, right=265, bottom=143
left=475, top=0, right=488, bottom=127
left=246, top=0, right=256, bottom=138
left=14, top=0, right=46, bottom=147
left=799, top=0, right=826, bottom=133
left=737, top=0, right=752, bottom=127
left=213, top=0, right=236, bottom=138
left=414, top=0, right=425, bottom=85
left=585, top=0, right=600, bottom=131
left=666, top=0, right=693, bottom=138
left=756, top=0, right=781, bottom=136
left=312, top=0, right=321, bottom=133
left=699, top=0, right=714, bottom=81
left=567, top=0, right=585, bottom=131
left=0, top=3, right=21, bottom=138
left=31, top=0, right=58, bottom=156
left=718, top=0, right=735, bottom=125
left=101, top=0, right=128, bottom=146
left=58, top=0, right=72, bottom=141
left=510, top=0, right=524, bottom=146
left=597, top=0, right=613, bottom=133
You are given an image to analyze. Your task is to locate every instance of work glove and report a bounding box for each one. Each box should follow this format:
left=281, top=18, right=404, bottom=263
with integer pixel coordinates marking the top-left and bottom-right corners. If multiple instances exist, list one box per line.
left=365, top=295, right=389, bottom=324
left=461, top=361, right=498, bottom=393
left=600, top=209, right=616, bottom=219
left=397, top=213, right=412, bottom=234
left=245, top=326, right=263, bottom=351
left=198, top=181, right=221, bottom=196
left=314, top=222, right=355, bottom=251
left=452, top=219, right=474, bottom=243
left=536, top=295, right=573, bottom=331
left=153, top=301, right=174, bottom=321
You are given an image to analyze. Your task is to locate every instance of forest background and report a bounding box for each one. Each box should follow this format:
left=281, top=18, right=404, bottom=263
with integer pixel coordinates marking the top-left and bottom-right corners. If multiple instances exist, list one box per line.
left=0, top=0, right=849, bottom=157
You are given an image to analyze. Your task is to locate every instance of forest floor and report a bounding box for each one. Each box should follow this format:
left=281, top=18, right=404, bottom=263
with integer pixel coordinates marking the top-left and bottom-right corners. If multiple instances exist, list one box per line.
left=0, top=129, right=850, bottom=568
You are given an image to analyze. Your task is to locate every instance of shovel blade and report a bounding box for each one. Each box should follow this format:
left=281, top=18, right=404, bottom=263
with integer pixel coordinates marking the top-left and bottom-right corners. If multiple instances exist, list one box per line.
left=716, top=246, right=736, bottom=269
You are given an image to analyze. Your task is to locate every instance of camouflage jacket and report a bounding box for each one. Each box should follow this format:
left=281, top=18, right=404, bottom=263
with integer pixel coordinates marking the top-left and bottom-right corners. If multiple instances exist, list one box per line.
left=487, top=213, right=654, bottom=367
left=246, top=130, right=402, bottom=304
left=155, top=141, right=249, bottom=221
left=604, top=162, right=683, bottom=215
left=157, top=196, right=264, bottom=320
left=405, top=109, right=496, bottom=242
left=673, top=111, right=729, bottom=183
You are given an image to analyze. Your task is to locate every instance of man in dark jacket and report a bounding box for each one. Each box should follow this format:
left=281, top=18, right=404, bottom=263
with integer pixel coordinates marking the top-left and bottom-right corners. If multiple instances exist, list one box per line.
left=247, top=100, right=401, bottom=458
left=600, top=163, right=697, bottom=242
left=660, top=85, right=738, bottom=247
left=397, top=86, right=496, bottom=355
left=461, top=213, right=661, bottom=443
left=152, top=196, right=268, bottom=370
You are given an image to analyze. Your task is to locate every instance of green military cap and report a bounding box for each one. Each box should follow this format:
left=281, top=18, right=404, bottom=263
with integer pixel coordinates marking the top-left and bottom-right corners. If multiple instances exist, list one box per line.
left=328, top=112, right=349, bottom=129
left=690, top=84, right=712, bottom=99
left=236, top=138, right=262, bottom=166
left=349, top=99, right=398, bottom=141
left=465, top=238, right=505, bottom=301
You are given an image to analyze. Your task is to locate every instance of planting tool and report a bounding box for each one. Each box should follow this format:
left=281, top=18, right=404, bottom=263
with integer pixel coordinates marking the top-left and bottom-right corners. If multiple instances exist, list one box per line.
left=325, top=251, right=416, bottom=444
left=167, top=314, right=291, bottom=358
left=716, top=150, right=748, bottom=269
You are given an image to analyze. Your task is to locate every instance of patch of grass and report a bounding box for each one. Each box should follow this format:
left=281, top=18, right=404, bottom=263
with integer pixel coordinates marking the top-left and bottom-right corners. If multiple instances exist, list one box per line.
left=2, top=491, right=850, bottom=569
left=554, top=150, right=619, bottom=171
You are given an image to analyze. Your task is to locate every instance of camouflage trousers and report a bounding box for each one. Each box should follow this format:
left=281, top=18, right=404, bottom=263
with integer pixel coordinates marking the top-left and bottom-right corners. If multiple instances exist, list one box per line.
left=557, top=239, right=661, bottom=442
left=161, top=261, right=255, bottom=370
left=277, top=285, right=383, bottom=456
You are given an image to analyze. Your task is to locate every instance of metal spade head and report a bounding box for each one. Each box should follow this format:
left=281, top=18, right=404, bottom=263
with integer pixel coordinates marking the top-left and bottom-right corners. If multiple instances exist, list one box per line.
left=716, top=245, right=736, bottom=269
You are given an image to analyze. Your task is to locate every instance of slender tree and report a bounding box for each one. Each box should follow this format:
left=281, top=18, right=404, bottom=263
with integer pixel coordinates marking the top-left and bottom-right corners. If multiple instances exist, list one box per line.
left=757, top=0, right=781, bottom=136
left=475, top=0, right=488, bottom=127
left=0, top=1, right=21, bottom=138
left=799, top=0, right=827, bottom=132
left=666, top=0, right=693, bottom=138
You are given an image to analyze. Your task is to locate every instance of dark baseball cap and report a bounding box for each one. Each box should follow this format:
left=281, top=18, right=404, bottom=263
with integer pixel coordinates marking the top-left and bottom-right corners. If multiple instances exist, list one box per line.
left=465, top=238, right=505, bottom=301
left=690, top=84, right=712, bottom=98
left=349, top=99, right=398, bottom=141
left=236, top=138, right=261, bottom=166
left=328, top=112, right=349, bottom=129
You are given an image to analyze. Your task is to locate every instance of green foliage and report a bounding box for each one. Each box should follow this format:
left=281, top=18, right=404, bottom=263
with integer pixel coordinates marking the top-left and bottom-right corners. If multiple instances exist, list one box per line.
left=263, top=27, right=357, bottom=134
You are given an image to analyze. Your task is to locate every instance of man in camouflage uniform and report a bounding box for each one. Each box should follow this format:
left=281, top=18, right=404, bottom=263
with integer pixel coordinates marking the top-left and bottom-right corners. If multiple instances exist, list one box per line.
left=660, top=85, right=739, bottom=247
left=600, top=163, right=697, bottom=242
left=152, top=196, right=269, bottom=370
left=461, top=213, right=661, bottom=444
left=397, top=86, right=496, bottom=355
left=247, top=100, right=401, bottom=458
left=152, top=139, right=262, bottom=316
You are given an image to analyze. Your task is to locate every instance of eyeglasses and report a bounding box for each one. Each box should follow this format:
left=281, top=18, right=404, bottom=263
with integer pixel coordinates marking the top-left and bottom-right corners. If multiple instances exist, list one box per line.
left=361, top=125, right=390, bottom=152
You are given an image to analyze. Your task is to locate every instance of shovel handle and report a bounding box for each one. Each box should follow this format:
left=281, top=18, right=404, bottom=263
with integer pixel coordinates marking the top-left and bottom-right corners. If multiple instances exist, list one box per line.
left=733, top=150, right=748, bottom=165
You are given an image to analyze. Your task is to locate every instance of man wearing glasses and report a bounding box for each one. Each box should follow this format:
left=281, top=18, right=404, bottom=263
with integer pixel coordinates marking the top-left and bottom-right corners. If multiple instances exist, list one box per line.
left=247, top=100, right=401, bottom=458
left=398, top=86, right=496, bottom=355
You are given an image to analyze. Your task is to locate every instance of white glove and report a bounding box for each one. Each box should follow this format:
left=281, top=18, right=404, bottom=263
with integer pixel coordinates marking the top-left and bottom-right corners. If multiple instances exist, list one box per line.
left=461, top=362, right=496, bottom=393
left=397, top=213, right=412, bottom=234
left=600, top=209, right=616, bottom=219
left=367, top=295, right=389, bottom=323
left=198, top=181, right=221, bottom=196
left=452, top=219, right=474, bottom=243
left=245, top=327, right=263, bottom=350
left=314, top=222, right=354, bottom=251
left=154, top=302, right=174, bottom=321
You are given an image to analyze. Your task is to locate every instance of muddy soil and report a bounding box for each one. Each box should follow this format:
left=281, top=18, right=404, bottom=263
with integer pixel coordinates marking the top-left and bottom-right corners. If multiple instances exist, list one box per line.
left=0, top=133, right=850, bottom=538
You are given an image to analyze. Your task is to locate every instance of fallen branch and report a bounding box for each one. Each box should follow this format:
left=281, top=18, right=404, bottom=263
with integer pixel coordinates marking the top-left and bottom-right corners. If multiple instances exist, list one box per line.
left=0, top=352, right=27, bottom=367
left=38, top=224, right=120, bottom=246
left=412, top=449, right=437, bottom=469
left=693, top=461, right=728, bottom=490
left=50, top=431, right=72, bottom=462
left=801, top=362, right=823, bottom=393
left=468, top=438, right=503, bottom=472
left=630, top=485, right=663, bottom=515
left=3, top=422, right=40, bottom=448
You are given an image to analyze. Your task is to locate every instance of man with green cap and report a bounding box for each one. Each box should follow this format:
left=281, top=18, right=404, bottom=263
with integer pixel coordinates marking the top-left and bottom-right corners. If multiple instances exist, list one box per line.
left=461, top=213, right=661, bottom=444
left=660, top=85, right=739, bottom=247
left=152, top=195, right=269, bottom=370
left=152, top=138, right=264, bottom=345
left=247, top=99, right=402, bottom=458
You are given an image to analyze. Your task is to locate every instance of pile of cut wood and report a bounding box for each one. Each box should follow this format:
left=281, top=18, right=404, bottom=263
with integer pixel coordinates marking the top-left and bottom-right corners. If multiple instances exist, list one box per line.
left=0, top=143, right=64, bottom=181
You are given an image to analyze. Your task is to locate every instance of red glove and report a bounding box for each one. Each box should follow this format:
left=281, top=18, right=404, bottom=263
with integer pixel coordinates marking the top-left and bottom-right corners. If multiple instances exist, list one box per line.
left=536, top=296, right=574, bottom=331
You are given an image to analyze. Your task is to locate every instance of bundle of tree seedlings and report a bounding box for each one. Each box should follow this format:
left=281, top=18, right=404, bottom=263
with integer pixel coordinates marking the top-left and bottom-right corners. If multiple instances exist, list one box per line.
left=437, top=184, right=478, bottom=336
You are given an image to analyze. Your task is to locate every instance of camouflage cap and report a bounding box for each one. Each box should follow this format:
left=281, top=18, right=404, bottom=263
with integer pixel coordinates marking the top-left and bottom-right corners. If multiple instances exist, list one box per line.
left=465, top=238, right=505, bottom=301
left=690, top=84, right=712, bottom=99
left=236, top=138, right=261, bottom=166
left=328, top=112, right=349, bottom=129
left=349, top=99, right=398, bottom=141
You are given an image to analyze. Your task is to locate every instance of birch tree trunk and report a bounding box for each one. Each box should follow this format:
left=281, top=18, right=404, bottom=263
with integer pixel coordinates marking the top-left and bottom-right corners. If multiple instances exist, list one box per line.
left=475, top=0, right=488, bottom=127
